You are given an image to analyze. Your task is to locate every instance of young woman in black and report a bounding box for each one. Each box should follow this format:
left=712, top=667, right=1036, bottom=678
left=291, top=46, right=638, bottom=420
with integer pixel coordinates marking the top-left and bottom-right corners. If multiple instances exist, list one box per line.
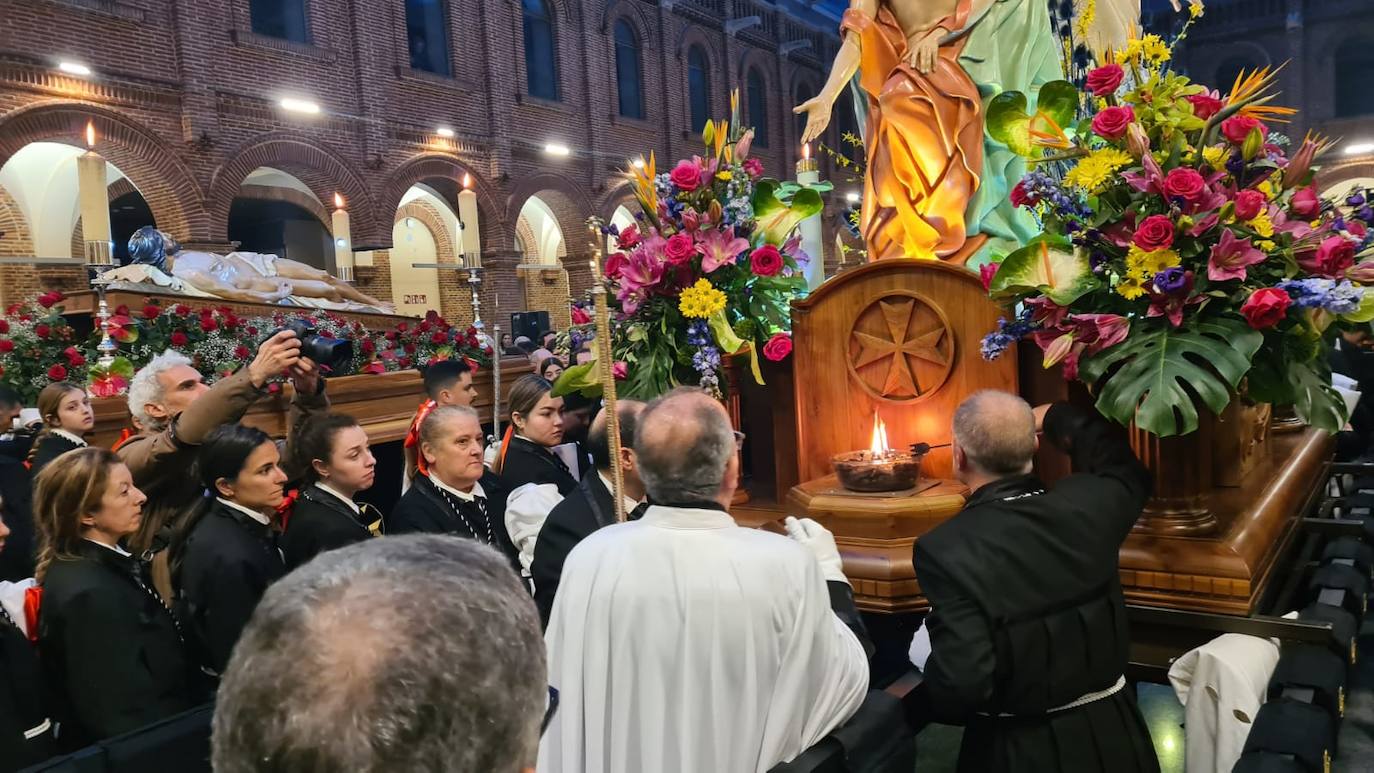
left=33, top=448, right=192, bottom=747
left=27, top=382, right=93, bottom=476
left=497, top=375, right=578, bottom=575
left=171, top=425, right=288, bottom=675
left=280, top=413, right=380, bottom=571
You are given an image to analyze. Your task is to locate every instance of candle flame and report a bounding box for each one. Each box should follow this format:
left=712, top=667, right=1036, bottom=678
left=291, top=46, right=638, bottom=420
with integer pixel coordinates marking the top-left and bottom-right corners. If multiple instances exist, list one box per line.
left=462, top=172, right=473, bottom=190
left=870, top=413, right=889, bottom=455
left=802, top=142, right=811, bottom=161
left=85, top=121, right=96, bottom=149
left=334, top=193, right=345, bottom=209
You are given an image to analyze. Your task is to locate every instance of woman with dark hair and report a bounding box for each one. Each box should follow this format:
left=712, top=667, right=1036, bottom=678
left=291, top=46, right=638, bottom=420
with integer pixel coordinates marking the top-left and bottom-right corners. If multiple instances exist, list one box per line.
left=33, top=448, right=192, bottom=747
left=28, top=382, right=93, bottom=475
left=497, top=374, right=577, bottom=576
left=171, top=425, right=288, bottom=675
left=280, top=413, right=380, bottom=571
left=538, top=356, right=566, bottom=383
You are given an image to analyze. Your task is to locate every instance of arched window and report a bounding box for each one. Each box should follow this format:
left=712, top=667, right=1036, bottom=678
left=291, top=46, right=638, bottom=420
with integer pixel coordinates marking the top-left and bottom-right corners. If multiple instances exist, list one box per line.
left=405, top=0, right=451, bottom=75
left=794, top=82, right=815, bottom=142
left=523, top=0, right=559, bottom=101
left=250, top=0, right=308, bottom=42
left=1336, top=38, right=1374, bottom=118
left=614, top=20, right=644, bottom=119
left=747, top=68, right=769, bottom=148
left=688, top=46, right=711, bottom=133
left=1215, top=56, right=1258, bottom=97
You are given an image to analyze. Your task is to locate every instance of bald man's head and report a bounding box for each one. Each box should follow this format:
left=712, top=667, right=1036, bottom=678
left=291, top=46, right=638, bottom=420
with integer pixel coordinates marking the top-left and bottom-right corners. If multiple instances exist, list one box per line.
left=952, top=390, right=1036, bottom=477
left=635, top=388, right=735, bottom=504
left=588, top=400, right=645, bottom=469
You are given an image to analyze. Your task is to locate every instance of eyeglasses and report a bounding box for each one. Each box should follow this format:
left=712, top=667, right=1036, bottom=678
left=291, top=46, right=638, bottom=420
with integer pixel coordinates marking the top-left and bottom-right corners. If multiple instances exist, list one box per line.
left=541, top=685, right=560, bottom=735
left=733, top=430, right=746, bottom=451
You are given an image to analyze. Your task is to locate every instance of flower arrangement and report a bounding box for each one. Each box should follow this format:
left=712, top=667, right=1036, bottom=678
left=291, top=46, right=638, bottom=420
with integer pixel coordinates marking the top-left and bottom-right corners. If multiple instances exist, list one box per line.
left=980, top=28, right=1374, bottom=436
left=0, top=292, right=89, bottom=402
left=571, top=94, right=823, bottom=399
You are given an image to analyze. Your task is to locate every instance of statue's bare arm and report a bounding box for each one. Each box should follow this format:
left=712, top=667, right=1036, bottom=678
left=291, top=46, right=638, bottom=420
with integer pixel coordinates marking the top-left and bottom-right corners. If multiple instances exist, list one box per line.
left=177, top=268, right=290, bottom=304
left=795, top=0, right=878, bottom=144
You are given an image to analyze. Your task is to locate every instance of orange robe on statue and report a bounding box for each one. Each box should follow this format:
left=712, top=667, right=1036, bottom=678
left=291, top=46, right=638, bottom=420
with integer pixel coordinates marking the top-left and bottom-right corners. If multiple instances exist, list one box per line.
left=843, top=4, right=983, bottom=261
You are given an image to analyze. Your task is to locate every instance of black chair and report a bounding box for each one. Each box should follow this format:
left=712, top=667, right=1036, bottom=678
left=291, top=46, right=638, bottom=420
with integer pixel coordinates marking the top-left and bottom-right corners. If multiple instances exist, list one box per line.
left=1320, top=536, right=1374, bottom=578
left=1241, top=699, right=1336, bottom=772
left=20, top=704, right=213, bottom=773
left=1297, top=602, right=1359, bottom=665
left=1266, top=644, right=1347, bottom=720
left=767, top=688, right=916, bottom=773
left=1303, top=562, right=1369, bottom=619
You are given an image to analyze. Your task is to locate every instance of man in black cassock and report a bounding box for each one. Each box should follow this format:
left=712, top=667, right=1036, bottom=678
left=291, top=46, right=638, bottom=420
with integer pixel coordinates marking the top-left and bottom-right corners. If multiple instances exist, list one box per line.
left=905, top=391, right=1159, bottom=773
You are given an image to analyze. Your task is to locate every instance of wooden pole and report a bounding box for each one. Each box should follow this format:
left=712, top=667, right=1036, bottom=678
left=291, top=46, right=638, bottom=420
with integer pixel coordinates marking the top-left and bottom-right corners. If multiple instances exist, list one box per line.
left=586, top=216, right=626, bottom=522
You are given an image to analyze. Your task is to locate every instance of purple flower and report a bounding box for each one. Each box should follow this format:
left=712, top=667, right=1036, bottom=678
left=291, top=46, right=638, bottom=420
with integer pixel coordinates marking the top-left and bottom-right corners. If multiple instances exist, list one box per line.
left=1154, top=267, right=1189, bottom=294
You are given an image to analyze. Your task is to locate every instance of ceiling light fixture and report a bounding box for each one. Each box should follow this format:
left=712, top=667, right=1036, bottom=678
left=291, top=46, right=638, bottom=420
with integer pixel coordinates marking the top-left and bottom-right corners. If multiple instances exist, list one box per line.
left=544, top=142, right=571, bottom=157
left=436, top=127, right=455, bottom=138
left=279, top=97, right=321, bottom=114
left=845, top=191, right=861, bottom=203
left=58, top=61, right=92, bottom=76
left=1346, top=142, right=1374, bottom=156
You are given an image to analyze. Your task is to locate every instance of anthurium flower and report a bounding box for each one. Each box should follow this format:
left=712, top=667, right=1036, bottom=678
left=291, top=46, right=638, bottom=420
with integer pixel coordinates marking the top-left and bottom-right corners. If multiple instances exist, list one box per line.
left=1208, top=228, right=1266, bottom=281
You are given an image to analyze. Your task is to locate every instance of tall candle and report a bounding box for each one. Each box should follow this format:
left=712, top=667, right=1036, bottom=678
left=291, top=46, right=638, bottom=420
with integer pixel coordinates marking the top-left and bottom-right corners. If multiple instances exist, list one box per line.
left=332, top=193, right=354, bottom=281
left=795, top=143, right=824, bottom=290
left=77, top=121, right=112, bottom=265
left=458, top=173, right=482, bottom=266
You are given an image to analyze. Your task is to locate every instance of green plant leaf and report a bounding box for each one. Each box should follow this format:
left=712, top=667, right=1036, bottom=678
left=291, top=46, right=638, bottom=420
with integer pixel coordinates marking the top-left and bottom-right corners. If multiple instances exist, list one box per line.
left=987, top=81, right=1077, bottom=157
left=987, top=91, right=1034, bottom=156
left=1034, top=80, right=1079, bottom=136
left=550, top=362, right=602, bottom=399
left=1078, top=317, right=1263, bottom=436
left=1288, top=358, right=1348, bottom=433
left=988, top=240, right=1099, bottom=305
left=752, top=180, right=824, bottom=246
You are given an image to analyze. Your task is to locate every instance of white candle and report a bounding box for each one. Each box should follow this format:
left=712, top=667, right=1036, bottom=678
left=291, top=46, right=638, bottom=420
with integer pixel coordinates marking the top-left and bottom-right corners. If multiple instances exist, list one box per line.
left=77, top=121, right=112, bottom=265
left=795, top=143, right=824, bottom=290
left=458, top=173, right=481, bottom=266
left=332, top=193, right=354, bottom=281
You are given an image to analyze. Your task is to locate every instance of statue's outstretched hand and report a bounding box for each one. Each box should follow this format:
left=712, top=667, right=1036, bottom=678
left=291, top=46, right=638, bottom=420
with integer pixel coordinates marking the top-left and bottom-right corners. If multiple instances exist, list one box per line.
left=793, top=97, right=831, bottom=145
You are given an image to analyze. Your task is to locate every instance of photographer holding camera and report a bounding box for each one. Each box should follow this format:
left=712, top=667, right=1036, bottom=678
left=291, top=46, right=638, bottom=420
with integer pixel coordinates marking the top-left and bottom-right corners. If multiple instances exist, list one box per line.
left=121, top=329, right=330, bottom=597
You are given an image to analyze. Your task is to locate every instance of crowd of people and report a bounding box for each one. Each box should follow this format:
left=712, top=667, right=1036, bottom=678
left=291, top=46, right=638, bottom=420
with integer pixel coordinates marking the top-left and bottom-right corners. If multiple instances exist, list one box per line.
left=0, top=322, right=1171, bottom=773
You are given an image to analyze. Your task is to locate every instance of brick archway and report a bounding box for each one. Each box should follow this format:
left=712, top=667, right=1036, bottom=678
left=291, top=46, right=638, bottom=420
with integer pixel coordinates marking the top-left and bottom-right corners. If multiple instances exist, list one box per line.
left=396, top=199, right=468, bottom=323
left=206, top=134, right=381, bottom=249
left=235, top=184, right=332, bottom=230
left=0, top=102, right=203, bottom=243
left=380, top=154, right=508, bottom=252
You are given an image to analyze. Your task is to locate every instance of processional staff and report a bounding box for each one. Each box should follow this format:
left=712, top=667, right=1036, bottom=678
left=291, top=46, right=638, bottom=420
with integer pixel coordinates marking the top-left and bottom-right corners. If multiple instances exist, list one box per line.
left=585, top=216, right=627, bottom=523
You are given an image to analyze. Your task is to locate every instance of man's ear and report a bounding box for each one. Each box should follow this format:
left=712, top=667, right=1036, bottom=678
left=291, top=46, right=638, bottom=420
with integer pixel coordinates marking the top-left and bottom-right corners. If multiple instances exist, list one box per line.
left=952, top=443, right=968, bottom=472
left=144, top=402, right=169, bottom=421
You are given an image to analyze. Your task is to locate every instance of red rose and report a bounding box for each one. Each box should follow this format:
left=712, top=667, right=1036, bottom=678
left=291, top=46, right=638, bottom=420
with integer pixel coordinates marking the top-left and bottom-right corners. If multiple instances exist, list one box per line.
left=37, top=292, right=63, bottom=309
left=200, top=317, right=217, bottom=333
left=0, top=339, right=12, bottom=354
left=617, top=225, right=642, bottom=250
left=1240, top=288, right=1291, bottom=329
left=142, top=304, right=161, bottom=320
left=403, top=342, right=417, bottom=354
left=663, top=232, right=697, bottom=265
left=1085, top=64, right=1125, bottom=97
left=114, top=305, right=129, bottom=317
left=1133, top=215, right=1176, bottom=251
left=1188, top=92, right=1224, bottom=120
left=396, top=322, right=409, bottom=333
left=669, top=160, right=703, bottom=192
left=63, top=347, right=85, bottom=367
left=1290, top=186, right=1320, bottom=220
left=417, top=320, right=431, bottom=334
left=1221, top=115, right=1267, bottom=146
left=750, top=245, right=784, bottom=277
left=361, top=338, right=376, bottom=354
left=1299, top=236, right=1357, bottom=278
left=234, top=345, right=250, bottom=359
left=174, top=304, right=190, bottom=316
left=46, top=364, right=67, bottom=381
left=34, top=324, right=50, bottom=339
left=0, top=320, right=7, bottom=335
left=742, top=158, right=764, bottom=179
left=1163, top=168, right=1208, bottom=204
left=1091, top=106, right=1135, bottom=140
left=762, top=333, right=793, bottom=362
left=431, top=331, right=448, bottom=344
left=385, top=331, right=397, bottom=342
left=398, top=356, right=413, bottom=370
left=170, top=332, right=189, bottom=346
left=1233, top=189, right=1266, bottom=222
left=1010, top=180, right=1038, bottom=208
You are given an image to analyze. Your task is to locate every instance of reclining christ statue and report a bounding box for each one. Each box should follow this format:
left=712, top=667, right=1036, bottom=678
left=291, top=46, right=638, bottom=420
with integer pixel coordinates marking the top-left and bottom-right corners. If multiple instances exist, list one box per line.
left=106, top=226, right=392, bottom=312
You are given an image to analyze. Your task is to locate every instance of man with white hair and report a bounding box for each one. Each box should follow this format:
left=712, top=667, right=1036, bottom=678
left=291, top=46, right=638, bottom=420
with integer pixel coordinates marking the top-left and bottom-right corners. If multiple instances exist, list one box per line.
left=541, top=388, right=870, bottom=773
left=120, top=331, right=326, bottom=575
left=905, top=392, right=1158, bottom=773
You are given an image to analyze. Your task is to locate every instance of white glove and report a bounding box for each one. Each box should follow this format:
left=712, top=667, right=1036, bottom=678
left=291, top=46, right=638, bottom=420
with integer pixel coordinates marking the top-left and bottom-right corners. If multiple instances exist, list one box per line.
left=784, top=516, right=848, bottom=585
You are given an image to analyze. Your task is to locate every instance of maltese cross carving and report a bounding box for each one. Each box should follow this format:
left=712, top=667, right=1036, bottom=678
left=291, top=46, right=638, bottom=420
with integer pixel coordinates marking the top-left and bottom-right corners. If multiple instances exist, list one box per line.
left=847, top=295, right=954, bottom=403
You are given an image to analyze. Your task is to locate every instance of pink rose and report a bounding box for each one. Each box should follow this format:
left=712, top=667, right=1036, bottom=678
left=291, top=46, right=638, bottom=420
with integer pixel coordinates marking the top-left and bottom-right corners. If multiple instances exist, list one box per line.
left=1233, top=189, right=1266, bottom=221
left=750, top=245, right=784, bottom=276
left=663, top=233, right=697, bottom=265
left=742, top=158, right=764, bottom=179
left=1163, top=168, right=1208, bottom=204
left=612, top=361, right=627, bottom=380
left=979, top=262, right=1000, bottom=292
left=1010, top=180, right=1038, bottom=208
left=1091, top=106, right=1135, bottom=140
left=669, top=160, right=703, bottom=191
left=1187, top=92, right=1224, bottom=120
left=1240, top=288, right=1291, bottom=329
left=1133, top=215, right=1176, bottom=251
left=762, top=333, right=793, bottom=362
left=1085, top=64, right=1124, bottom=97
left=1299, top=236, right=1356, bottom=278
left=1290, top=186, right=1320, bottom=220
left=617, top=225, right=641, bottom=250
left=1221, top=115, right=1267, bottom=146
left=604, top=251, right=628, bottom=280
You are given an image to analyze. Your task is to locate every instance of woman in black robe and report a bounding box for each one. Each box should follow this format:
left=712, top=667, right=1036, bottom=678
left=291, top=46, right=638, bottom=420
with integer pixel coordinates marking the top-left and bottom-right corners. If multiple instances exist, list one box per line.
left=496, top=375, right=578, bottom=575
left=280, top=413, right=381, bottom=571
left=27, top=382, right=93, bottom=476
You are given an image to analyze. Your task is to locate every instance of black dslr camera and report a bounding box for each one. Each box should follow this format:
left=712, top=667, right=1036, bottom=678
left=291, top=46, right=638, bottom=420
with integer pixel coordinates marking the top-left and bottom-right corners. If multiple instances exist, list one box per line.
left=275, top=319, right=353, bottom=374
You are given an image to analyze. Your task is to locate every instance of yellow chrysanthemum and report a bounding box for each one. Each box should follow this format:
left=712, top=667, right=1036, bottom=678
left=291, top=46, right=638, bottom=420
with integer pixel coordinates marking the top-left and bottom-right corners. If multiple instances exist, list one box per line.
left=1063, top=148, right=1133, bottom=192
left=1189, top=1, right=1205, bottom=19
left=716, top=171, right=733, bottom=182
left=1126, top=246, right=1181, bottom=277
left=1257, top=179, right=1278, bottom=201
left=1113, top=39, right=1142, bottom=65
left=1256, top=239, right=1276, bottom=252
left=678, top=279, right=727, bottom=319
left=1140, top=35, right=1171, bottom=65
left=1116, top=274, right=1147, bottom=300
left=1201, top=145, right=1229, bottom=170
left=1247, top=210, right=1275, bottom=239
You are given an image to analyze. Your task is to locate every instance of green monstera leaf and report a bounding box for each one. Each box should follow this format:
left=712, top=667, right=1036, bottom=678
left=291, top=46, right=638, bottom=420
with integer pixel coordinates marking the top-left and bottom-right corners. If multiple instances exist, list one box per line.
left=988, top=239, right=1099, bottom=305
left=986, top=80, right=1079, bottom=157
left=550, top=362, right=602, bottom=399
left=1078, top=317, right=1263, bottom=437
left=1288, top=358, right=1349, bottom=433
left=752, top=180, right=824, bottom=247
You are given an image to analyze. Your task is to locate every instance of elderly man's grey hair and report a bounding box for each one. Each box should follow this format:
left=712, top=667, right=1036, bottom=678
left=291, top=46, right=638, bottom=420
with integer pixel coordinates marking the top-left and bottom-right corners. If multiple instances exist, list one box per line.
left=212, top=535, right=547, bottom=773
left=952, top=390, right=1037, bottom=476
left=635, top=387, right=734, bottom=503
left=126, top=349, right=194, bottom=432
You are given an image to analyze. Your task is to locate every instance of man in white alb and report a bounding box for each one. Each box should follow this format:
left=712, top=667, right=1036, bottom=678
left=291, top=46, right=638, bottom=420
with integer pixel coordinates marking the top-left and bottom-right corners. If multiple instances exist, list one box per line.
left=540, top=387, right=870, bottom=773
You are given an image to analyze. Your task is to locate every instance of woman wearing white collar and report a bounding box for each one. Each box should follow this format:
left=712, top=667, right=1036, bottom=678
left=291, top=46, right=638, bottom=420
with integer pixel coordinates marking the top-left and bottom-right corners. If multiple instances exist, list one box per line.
left=28, top=382, right=93, bottom=476
left=170, top=425, right=289, bottom=675
left=280, top=413, right=379, bottom=570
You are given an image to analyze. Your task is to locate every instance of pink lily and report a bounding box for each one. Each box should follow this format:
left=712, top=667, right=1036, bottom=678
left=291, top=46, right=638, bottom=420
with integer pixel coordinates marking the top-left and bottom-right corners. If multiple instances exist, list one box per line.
left=1188, top=212, right=1220, bottom=237
left=1072, top=314, right=1130, bottom=352
left=1122, top=153, right=1168, bottom=197
left=1272, top=207, right=1314, bottom=240
left=696, top=227, right=750, bottom=273
left=735, top=129, right=754, bottom=161
left=1024, top=297, right=1069, bottom=328
left=681, top=208, right=701, bottom=232
left=619, top=247, right=666, bottom=294
left=1208, top=228, right=1266, bottom=282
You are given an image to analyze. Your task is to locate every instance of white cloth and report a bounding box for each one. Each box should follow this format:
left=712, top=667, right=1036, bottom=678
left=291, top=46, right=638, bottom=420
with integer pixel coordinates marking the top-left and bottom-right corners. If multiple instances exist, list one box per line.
left=539, top=505, right=869, bottom=773
left=315, top=482, right=360, bottom=514
left=1168, top=632, right=1281, bottom=773
left=430, top=475, right=485, bottom=502
left=908, top=620, right=933, bottom=670
left=506, top=482, right=564, bottom=574
left=597, top=471, right=640, bottom=516
left=216, top=497, right=271, bottom=526
left=0, top=578, right=35, bottom=637
left=552, top=442, right=586, bottom=480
